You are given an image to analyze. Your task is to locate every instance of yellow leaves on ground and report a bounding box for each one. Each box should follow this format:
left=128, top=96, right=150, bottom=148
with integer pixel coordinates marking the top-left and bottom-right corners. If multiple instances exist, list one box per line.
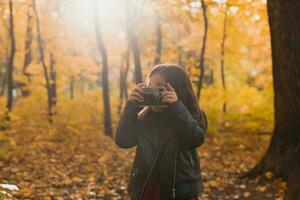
left=257, top=185, right=267, bottom=192
left=0, top=124, right=288, bottom=199
left=208, top=179, right=221, bottom=188
left=199, top=132, right=287, bottom=200
left=265, top=171, right=273, bottom=179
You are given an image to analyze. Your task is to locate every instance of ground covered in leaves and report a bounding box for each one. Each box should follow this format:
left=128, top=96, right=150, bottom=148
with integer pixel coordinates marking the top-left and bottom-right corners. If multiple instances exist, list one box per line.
left=0, top=121, right=287, bottom=200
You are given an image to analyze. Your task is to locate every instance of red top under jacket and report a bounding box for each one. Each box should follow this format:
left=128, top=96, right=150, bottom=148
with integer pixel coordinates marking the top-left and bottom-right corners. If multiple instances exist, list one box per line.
left=141, top=161, right=199, bottom=200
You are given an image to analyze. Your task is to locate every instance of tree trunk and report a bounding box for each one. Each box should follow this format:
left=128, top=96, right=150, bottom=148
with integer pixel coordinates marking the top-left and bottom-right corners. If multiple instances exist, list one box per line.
left=118, top=42, right=130, bottom=114
left=49, top=52, right=56, bottom=109
left=123, top=42, right=130, bottom=99
left=153, top=14, right=162, bottom=65
left=70, top=75, right=74, bottom=99
left=94, top=0, right=113, bottom=137
left=220, top=7, right=228, bottom=113
left=32, top=0, right=52, bottom=122
left=0, top=69, right=5, bottom=96
left=23, top=2, right=34, bottom=82
left=125, top=0, right=142, bottom=84
left=242, top=1, right=300, bottom=200
left=0, top=31, right=10, bottom=97
left=80, top=74, right=85, bottom=95
left=196, top=0, right=208, bottom=100
left=6, top=0, right=16, bottom=114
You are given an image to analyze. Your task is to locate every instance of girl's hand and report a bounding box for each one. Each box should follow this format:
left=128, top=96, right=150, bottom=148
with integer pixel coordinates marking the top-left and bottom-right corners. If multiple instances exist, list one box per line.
left=127, top=83, right=146, bottom=104
left=161, top=83, right=178, bottom=104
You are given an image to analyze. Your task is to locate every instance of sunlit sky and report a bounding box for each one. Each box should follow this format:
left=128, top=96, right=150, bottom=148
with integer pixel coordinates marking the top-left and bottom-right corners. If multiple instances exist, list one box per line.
left=65, top=0, right=155, bottom=31
left=69, top=0, right=124, bottom=28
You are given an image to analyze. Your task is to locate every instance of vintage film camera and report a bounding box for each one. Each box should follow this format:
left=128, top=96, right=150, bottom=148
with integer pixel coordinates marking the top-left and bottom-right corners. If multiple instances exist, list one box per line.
left=138, top=85, right=168, bottom=105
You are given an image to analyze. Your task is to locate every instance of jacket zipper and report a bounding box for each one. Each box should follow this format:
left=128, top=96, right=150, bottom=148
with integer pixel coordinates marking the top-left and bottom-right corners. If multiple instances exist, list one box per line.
left=188, top=152, right=195, bottom=167
left=172, top=140, right=178, bottom=199
left=138, top=115, right=161, bottom=199
left=187, top=151, right=199, bottom=176
left=138, top=151, right=159, bottom=199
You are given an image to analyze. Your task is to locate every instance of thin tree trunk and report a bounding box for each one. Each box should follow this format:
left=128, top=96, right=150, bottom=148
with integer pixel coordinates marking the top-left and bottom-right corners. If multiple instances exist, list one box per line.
left=80, top=74, right=85, bottom=95
left=196, top=0, right=208, bottom=100
left=70, top=75, right=74, bottom=99
left=0, top=29, right=10, bottom=97
left=118, top=54, right=125, bottom=115
left=123, top=42, right=130, bottom=99
left=210, top=69, right=214, bottom=84
left=220, top=7, right=228, bottom=113
left=49, top=52, right=56, bottom=109
left=94, top=0, right=113, bottom=137
left=242, top=1, right=300, bottom=200
left=118, top=42, right=130, bottom=114
left=23, top=3, right=33, bottom=82
left=6, top=0, right=16, bottom=114
left=154, top=14, right=162, bottom=65
left=0, top=66, right=7, bottom=97
left=125, top=0, right=142, bottom=84
left=0, top=70, right=5, bottom=96
left=32, top=0, right=52, bottom=122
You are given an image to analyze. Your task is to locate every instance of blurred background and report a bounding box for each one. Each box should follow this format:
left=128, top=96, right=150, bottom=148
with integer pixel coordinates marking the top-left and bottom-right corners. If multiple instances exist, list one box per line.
left=0, top=0, right=283, bottom=199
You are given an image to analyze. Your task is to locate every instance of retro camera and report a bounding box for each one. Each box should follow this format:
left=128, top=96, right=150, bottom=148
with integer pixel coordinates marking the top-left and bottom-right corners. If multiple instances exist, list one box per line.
left=138, top=86, right=168, bottom=105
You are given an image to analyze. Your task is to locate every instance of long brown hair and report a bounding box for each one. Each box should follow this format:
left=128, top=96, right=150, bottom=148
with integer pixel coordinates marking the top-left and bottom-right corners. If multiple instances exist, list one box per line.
left=138, top=64, right=203, bottom=122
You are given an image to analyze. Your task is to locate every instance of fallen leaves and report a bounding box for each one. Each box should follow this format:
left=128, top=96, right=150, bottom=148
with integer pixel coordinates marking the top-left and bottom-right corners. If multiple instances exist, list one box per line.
left=199, top=132, right=287, bottom=200
left=0, top=122, right=287, bottom=199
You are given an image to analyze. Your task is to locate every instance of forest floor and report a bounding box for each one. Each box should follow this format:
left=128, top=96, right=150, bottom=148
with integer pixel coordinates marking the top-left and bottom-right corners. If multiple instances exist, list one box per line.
left=0, top=122, right=287, bottom=200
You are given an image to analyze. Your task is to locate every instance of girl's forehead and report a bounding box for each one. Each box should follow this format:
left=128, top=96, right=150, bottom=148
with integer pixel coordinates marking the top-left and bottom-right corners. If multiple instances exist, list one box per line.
left=148, top=73, right=166, bottom=86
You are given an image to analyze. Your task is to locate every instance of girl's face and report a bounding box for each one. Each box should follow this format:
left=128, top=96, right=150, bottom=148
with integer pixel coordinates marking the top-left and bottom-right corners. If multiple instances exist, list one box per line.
left=148, top=73, right=168, bottom=113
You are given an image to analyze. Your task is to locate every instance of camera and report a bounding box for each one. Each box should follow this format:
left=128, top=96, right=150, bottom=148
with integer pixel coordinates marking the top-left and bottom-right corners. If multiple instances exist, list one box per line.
left=138, top=86, right=168, bottom=105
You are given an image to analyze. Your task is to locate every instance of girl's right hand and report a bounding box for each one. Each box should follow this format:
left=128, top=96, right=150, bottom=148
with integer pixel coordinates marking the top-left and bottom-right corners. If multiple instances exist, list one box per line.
left=127, top=83, right=146, bottom=104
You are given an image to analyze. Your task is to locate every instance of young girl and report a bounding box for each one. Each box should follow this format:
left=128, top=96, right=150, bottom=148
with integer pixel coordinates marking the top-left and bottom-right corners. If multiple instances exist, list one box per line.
left=115, top=64, right=208, bottom=200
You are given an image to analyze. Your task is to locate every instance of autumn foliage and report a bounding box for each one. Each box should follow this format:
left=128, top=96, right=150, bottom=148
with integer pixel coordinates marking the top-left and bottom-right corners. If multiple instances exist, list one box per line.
left=0, top=0, right=294, bottom=199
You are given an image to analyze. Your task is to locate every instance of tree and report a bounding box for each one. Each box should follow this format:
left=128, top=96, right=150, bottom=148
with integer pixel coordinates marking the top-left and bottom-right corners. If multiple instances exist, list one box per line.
left=153, top=12, right=162, bottom=65
left=125, top=0, right=143, bottom=84
left=32, top=0, right=54, bottom=122
left=49, top=52, right=57, bottom=108
left=118, top=42, right=130, bottom=114
left=94, top=0, right=113, bottom=137
left=6, top=0, right=16, bottom=114
left=220, top=6, right=229, bottom=113
left=196, top=0, right=208, bottom=99
left=70, top=75, right=75, bottom=99
left=23, top=2, right=34, bottom=82
left=243, top=1, right=300, bottom=199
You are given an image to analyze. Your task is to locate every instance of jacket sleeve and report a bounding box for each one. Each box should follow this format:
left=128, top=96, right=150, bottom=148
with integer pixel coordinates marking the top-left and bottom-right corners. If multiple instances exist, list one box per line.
left=165, top=100, right=208, bottom=150
left=114, top=100, right=143, bottom=149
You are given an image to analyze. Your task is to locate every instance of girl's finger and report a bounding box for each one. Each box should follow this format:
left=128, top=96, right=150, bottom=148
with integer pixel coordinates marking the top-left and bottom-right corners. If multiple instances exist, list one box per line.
left=161, top=99, right=172, bottom=104
left=162, top=93, right=176, bottom=100
left=162, top=96, right=174, bottom=103
left=131, top=96, right=142, bottom=102
left=162, top=96, right=174, bottom=101
left=133, top=87, right=143, bottom=94
left=137, top=83, right=146, bottom=88
left=161, top=91, right=174, bottom=97
left=132, top=95, right=143, bottom=102
left=131, top=91, right=143, bottom=100
left=162, top=95, right=174, bottom=101
left=166, top=83, right=175, bottom=92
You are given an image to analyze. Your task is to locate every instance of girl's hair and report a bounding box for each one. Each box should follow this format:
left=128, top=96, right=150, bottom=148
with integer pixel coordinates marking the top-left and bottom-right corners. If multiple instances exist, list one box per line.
left=138, top=64, right=203, bottom=122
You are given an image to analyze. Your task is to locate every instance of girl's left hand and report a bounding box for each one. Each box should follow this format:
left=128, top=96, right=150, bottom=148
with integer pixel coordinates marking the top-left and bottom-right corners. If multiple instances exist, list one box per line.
left=161, top=83, right=178, bottom=104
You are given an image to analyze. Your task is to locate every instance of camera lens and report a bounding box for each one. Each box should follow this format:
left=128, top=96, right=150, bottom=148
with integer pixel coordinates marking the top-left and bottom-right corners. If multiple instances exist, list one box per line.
left=144, top=93, right=159, bottom=104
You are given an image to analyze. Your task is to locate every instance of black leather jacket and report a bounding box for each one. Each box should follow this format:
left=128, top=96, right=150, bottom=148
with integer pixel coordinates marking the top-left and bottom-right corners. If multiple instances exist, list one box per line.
left=115, top=100, right=208, bottom=200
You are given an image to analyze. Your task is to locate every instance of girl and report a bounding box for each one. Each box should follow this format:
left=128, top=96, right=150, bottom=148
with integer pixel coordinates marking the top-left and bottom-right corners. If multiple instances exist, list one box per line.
left=115, top=64, right=208, bottom=200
